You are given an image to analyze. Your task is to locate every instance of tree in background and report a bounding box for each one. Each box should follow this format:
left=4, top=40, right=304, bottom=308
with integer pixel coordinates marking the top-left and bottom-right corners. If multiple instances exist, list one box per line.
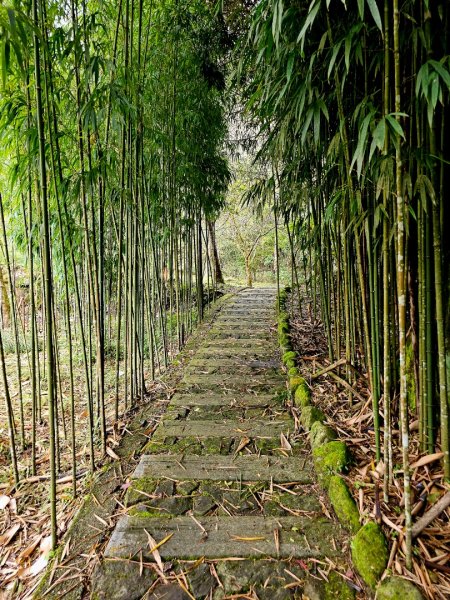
left=217, top=158, right=288, bottom=286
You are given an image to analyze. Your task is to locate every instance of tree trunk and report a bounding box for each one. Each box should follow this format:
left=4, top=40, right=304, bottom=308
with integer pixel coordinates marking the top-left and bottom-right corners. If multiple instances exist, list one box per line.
left=207, top=220, right=225, bottom=285
left=0, top=265, right=11, bottom=327
left=245, top=255, right=253, bottom=287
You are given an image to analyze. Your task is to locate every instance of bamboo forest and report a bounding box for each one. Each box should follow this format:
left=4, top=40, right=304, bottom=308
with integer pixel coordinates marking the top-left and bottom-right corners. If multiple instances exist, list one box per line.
left=0, top=0, right=449, bottom=598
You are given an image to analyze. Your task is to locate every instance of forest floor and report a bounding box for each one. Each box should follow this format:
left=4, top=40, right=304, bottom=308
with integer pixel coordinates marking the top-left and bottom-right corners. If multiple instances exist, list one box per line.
left=288, top=292, right=450, bottom=600
left=0, top=291, right=236, bottom=599
left=31, top=287, right=358, bottom=600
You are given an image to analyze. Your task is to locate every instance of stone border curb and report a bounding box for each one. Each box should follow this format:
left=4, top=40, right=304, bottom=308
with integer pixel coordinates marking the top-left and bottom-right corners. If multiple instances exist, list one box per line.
left=276, top=287, right=424, bottom=599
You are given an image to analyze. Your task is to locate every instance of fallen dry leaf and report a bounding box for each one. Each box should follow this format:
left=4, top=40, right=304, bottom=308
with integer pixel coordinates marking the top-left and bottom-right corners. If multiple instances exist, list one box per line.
left=0, top=523, right=20, bottom=546
left=106, top=446, right=120, bottom=460
left=410, top=452, right=444, bottom=469
left=0, top=495, right=10, bottom=510
left=17, top=536, right=42, bottom=563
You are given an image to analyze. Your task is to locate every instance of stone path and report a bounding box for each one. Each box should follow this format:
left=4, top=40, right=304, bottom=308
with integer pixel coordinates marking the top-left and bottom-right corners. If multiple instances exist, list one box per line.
left=92, top=288, right=348, bottom=600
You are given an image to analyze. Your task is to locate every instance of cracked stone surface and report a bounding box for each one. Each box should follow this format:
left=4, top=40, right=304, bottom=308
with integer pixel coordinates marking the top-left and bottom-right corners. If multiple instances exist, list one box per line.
left=92, top=288, right=349, bottom=599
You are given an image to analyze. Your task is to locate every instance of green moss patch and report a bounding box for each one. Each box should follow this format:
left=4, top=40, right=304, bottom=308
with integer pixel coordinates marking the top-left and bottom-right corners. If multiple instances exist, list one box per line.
left=351, top=521, right=388, bottom=589
left=299, top=405, right=325, bottom=430
left=288, top=375, right=304, bottom=392
left=324, top=571, right=355, bottom=599
left=282, top=351, right=297, bottom=365
left=125, top=478, right=158, bottom=506
left=278, top=322, right=289, bottom=336
left=328, top=476, right=360, bottom=533
left=376, top=576, right=424, bottom=599
left=313, top=441, right=349, bottom=488
left=279, top=333, right=291, bottom=350
left=294, top=383, right=311, bottom=408
left=288, top=367, right=300, bottom=377
left=309, top=421, right=336, bottom=449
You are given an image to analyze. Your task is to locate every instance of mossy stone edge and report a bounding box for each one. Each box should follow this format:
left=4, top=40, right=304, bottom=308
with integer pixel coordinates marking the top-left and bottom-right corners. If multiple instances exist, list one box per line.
left=277, top=286, right=415, bottom=597
left=351, top=522, right=388, bottom=589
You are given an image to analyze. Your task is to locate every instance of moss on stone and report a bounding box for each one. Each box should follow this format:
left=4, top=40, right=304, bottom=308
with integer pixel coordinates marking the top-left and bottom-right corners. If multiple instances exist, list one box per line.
left=351, top=521, right=388, bottom=589
left=282, top=351, right=297, bottom=365
left=299, top=405, right=325, bottom=430
left=278, top=322, right=289, bottom=336
left=294, top=383, right=311, bottom=408
left=91, top=559, right=157, bottom=600
left=288, top=375, right=304, bottom=392
left=125, top=478, right=158, bottom=506
left=313, top=441, right=349, bottom=488
left=309, top=421, right=336, bottom=449
left=376, top=576, right=424, bottom=600
left=328, top=475, right=360, bottom=533
left=143, top=437, right=173, bottom=454
left=128, top=505, right=172, bottom=519
left=255, top=437, right=282, bottom=453
left=279, top=333, right=291, bottom=349
left=324, top=571, right=355, bottom=599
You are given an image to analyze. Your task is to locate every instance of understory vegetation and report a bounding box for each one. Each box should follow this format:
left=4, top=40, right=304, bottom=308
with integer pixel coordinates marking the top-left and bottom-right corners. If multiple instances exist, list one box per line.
left=0, top=0, right=449, bottom=596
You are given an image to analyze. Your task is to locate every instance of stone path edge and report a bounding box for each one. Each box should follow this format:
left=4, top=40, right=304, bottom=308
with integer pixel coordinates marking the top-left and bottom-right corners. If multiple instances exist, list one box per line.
left=278, top=286, right=423, bottom=600
left=32, top=289, right=242, bottom=600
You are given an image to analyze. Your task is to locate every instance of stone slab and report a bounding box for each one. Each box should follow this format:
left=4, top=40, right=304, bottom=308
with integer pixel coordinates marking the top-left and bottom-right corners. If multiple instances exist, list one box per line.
left=215, top=318, right=272, bottom=331
left=181, top=374, right=284, bottom=387
left=194, top=347, right=275, bottom=357
left=133, top=454, right=313, bottom=483
left=208, top=333, right=273, bottom=340
left=154, top=419, right=292, bottom=439
left=170, top=394, right=281, bottom=407
left=188, top=358, right=280, bottom=368
left=217, top=311, right=273, bottom=315
left=184, top=367, right=280, bottom=378
left=105, top=515, right=342, bottom=559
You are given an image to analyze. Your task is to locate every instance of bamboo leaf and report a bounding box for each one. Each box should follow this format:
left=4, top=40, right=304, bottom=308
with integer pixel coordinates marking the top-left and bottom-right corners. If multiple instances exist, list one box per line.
left=350, top=111, right=373, bottom=178
left=357, top=0, right=365, bottom=19
left=368, top=117, right=385, bottom=163
left=327, top=40, right=342, bottom=79
left=286, top=54, right=294, bottom=81
left=385, top=114, right=406, bottom=140
left=297, top=1, right=321, bottom=50
left=429, top=59, right=450, bottom=91
left=366, top=0, right=382, bottom=32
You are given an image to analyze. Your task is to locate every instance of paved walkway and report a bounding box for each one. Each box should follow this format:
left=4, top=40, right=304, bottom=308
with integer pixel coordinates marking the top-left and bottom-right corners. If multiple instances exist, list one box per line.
left=92, top=289, right=345, bottom=599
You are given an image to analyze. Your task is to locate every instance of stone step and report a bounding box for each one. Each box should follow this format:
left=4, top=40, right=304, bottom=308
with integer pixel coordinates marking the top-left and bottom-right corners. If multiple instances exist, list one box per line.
left=133, top=454, right=313, bottom=483
left=212, top=324, right=271, bottom=331
left=200, top=340, right=273, bottom=348
left=194, top=347, right=276, bottom=357
left=153, top=419, right=293, bottom=440
left=184, top=366, right=280, bottom=378
left=188, top=358, right=280, bottom=368
left=105, top=515, right=342, bottom=560
left=208, top=333, right=273, bottom=340
left=181, top=373, right=283, bottom=387
left=220, top=311, right=273, bottom=317
left=229, top=303, right=274, bottom=308
left=170, top=393, right=282, bottom=407
left=214, top=318, right=272, bottom=324
left=212, top=323, right=271, bottom=329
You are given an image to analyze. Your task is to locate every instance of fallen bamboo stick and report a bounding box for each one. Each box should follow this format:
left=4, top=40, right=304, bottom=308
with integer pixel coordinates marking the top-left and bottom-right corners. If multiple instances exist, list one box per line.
left=310, top=358, right=346, bottom=380
left=412, top=491, right=450, bottom=538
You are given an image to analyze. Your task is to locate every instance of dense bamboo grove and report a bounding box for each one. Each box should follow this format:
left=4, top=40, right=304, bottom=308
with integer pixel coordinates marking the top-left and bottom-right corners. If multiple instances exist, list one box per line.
left=1, top=0, right=450, bottom=575
left=0, top=0, right=228, bottom=548
left=235, top=0, right=450, bottom=567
